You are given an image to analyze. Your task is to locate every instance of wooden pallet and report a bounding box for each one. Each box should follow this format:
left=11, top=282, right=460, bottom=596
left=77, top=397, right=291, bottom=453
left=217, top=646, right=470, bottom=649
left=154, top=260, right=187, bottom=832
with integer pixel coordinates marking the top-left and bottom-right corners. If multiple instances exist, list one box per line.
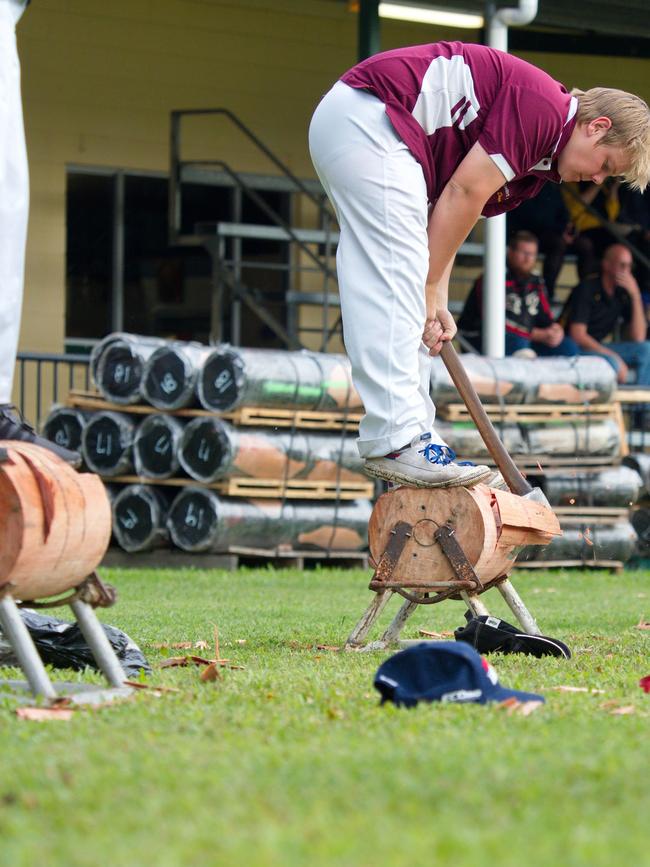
left=65, top=390, right=362, bottom=431
left=438, top=401, right=622, bottom=424
left=102, top=545, right=370, bottom=571
left=614, top=387, right=650, bottom=404
left=554, top=506, right=631, bottom=526
left=106, top=474, right=375, bottom=500
left=514, top=560, right=624, bottom=573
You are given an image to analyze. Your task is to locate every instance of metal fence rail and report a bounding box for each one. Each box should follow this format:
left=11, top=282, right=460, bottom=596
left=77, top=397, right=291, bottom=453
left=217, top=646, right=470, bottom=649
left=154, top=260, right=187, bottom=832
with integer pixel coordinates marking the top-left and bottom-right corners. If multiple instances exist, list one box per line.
left=16, top=351, right=91, bottom=428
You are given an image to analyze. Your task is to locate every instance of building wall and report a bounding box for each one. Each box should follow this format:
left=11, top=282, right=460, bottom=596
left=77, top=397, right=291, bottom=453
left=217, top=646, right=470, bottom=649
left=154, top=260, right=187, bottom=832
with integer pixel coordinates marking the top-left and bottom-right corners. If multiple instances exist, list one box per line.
left=16, top=1, right=650, bottom=358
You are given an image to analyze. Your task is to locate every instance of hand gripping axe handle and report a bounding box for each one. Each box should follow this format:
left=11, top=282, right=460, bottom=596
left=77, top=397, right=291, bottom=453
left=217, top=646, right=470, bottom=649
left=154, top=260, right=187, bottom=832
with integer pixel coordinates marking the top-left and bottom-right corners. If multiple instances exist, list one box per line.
left=439, top=342, right=547, bottom=504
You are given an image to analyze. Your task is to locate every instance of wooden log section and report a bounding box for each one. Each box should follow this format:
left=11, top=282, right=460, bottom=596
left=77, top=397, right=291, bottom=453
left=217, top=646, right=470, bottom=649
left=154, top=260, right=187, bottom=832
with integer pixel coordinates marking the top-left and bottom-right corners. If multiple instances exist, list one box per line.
left=0, top=442, right=111, bottom=599
left=42, top=406, right=89, bottom=454
left=167, top=488, right=371, bottom=553
left=133, top=414, right=185, bottom=479
left=368, top=484, right=561, bottom=591
left=82, top=411, right=135, bottom=477
left=92, top=334, right=166, bottom=405
left=142, top=343, right=214, bottom=411
left=112, top=484, right=173, bottom=553
left=197, top=346, right=362, bottom=413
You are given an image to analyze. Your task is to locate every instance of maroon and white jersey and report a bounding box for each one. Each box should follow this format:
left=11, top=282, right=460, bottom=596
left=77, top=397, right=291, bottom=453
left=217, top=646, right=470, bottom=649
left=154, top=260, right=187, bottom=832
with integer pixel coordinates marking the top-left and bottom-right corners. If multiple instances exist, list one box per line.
left=341, top=42, right=577, bottom=215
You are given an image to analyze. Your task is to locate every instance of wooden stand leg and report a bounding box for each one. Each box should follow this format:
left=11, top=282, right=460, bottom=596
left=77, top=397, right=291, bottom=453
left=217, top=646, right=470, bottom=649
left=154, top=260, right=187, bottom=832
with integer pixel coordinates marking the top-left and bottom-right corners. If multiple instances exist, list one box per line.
left=382, top=596, right=420, bottom=646
left=497, top=579, right=540, bottom=635
left=460, top=591, right=491, bottom=618
left=345, top=591, right=393, bottom=649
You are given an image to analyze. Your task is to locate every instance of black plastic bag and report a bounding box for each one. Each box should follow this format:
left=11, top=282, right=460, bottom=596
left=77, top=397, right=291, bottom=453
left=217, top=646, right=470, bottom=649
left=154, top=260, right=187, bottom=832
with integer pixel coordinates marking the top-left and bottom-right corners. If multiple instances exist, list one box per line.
left=0, top=609, right=151, bottom=677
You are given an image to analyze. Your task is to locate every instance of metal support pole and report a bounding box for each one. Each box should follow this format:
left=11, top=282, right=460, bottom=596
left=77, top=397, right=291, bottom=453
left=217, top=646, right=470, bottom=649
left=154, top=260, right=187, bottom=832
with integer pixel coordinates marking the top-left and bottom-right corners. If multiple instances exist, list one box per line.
left=483, top=0, right=538, bottom=358
left=0, top=595, right=58, bottom=699
left=111, top=171, right=125, bottom=332
left=358, top=0, right=380, bottom=61
left=70, top=600, right=127, bottom=687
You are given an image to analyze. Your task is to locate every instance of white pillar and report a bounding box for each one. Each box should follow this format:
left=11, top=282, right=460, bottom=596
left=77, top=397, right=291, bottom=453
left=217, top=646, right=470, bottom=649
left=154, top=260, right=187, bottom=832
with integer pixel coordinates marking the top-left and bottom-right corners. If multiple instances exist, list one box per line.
left=482, top=1, right=538, bottom=358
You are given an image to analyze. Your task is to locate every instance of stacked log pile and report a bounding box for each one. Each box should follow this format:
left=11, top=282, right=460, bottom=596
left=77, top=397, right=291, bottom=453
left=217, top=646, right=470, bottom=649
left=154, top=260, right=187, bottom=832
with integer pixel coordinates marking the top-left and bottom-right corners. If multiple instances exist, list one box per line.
left=47, top=337, right=371, bottom=561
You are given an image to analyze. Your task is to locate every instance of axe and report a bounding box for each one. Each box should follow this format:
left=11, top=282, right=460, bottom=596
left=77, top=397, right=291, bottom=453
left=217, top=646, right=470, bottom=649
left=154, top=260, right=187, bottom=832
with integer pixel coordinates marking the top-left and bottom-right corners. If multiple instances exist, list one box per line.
left=439, top=342, right=551, bottom=508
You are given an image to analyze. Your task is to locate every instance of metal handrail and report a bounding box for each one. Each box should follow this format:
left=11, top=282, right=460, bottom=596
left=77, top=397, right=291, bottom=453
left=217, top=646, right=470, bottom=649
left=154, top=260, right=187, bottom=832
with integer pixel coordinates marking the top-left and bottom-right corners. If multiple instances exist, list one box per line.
left=169, top=107, right=334, bottom=245
left=16, top=351, right=91, bottom=427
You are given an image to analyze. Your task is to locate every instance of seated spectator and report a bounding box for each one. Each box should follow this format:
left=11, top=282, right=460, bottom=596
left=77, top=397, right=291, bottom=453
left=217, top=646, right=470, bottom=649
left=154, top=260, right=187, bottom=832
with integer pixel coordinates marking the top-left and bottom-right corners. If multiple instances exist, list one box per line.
left=458, top=231, right=579, bottom=357
left=561, top=179, right=623, bottom=280
left=564, top=243, right=650, bottom=384
left=507, top=183, right=575, bottom=301
left=618, top=185, right=650, bottom=301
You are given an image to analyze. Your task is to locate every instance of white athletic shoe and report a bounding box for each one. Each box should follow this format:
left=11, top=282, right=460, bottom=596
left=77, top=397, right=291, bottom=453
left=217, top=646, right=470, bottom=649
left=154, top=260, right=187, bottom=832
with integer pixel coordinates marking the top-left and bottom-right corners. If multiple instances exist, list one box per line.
left=364, top=432, right=492, bottom=489
left=483, top=469, right=509, bottom=490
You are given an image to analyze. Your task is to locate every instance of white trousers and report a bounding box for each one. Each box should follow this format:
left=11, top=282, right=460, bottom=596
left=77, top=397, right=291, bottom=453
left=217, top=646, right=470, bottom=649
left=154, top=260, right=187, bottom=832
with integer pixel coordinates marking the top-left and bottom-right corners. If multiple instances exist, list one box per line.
left=0, top=2, right=29, bottom=404
left=308, top=81, right=442, bottom=459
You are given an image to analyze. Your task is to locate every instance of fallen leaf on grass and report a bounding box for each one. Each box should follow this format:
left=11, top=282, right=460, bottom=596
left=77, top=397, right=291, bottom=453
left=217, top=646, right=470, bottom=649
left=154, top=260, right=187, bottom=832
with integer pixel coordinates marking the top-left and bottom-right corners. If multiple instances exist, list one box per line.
left=123, top=680, right=181, bottom=694
left=200, top=663, right=221, bottom=683
left=194, top=640, right=210, bottom=650
left=550, top=685, right=605, bottom=694
left=635, top=619, right=650, bottom=631
left=235, top=639, right=247, bottom=645
left=16, top=707, right=74, bottom=722
left=639, top=676, right=650, bottom=693
left=316, top=645, right=340, bottom=652
left=159, top=655, right=213, bottom=668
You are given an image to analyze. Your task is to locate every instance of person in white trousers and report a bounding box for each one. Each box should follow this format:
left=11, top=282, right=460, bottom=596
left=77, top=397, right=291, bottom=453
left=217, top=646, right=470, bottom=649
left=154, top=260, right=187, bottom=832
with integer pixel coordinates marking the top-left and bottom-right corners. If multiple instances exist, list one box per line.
left=0, top=0, right=79, bottom=464
left=309, top=42, right=650, bottom=489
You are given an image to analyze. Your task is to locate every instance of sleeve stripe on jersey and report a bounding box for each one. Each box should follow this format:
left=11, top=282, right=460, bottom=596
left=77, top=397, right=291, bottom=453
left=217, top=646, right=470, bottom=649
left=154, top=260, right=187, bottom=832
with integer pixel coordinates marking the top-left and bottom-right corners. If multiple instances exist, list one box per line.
left=489, top=153, right=515, bottom=182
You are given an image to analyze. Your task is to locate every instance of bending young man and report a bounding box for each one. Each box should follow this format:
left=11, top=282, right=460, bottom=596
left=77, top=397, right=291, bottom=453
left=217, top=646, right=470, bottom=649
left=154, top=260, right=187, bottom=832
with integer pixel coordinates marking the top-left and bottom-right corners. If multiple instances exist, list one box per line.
left=309, top=41, right=650, bottom=489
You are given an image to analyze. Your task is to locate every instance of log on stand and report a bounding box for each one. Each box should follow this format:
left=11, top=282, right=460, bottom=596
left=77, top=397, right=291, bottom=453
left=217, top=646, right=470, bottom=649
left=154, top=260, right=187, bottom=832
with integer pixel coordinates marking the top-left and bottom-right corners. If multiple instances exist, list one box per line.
left=82, top=411, right=136, bottom=477
left=0, top=442, right=131, bottom=703
left=346, top=483, right=561, bottom=650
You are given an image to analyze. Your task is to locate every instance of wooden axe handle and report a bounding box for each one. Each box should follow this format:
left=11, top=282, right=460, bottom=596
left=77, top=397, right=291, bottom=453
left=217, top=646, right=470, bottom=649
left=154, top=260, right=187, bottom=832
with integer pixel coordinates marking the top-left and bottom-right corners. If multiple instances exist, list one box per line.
left=439, top=342, right=532, bottom=496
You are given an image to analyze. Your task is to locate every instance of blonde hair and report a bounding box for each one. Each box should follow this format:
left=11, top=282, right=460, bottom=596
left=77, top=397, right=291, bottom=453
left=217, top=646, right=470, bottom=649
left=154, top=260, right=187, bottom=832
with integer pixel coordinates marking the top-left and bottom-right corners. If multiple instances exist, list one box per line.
left=571, top=87, right=650, bottom=191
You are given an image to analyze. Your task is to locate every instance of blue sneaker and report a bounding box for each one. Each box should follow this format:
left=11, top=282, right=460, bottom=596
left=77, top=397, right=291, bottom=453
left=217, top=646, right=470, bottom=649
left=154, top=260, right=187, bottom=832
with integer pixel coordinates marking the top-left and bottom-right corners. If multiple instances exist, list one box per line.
left=364, top=432, right=491, bottom=489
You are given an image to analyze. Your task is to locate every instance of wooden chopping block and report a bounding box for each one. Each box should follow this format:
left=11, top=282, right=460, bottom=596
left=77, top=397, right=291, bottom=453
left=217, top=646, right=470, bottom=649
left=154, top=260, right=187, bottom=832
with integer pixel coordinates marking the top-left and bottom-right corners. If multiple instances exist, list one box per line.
left=0, top=441, right=112, bottom=600
left=368, top=484, right=561, bottom=590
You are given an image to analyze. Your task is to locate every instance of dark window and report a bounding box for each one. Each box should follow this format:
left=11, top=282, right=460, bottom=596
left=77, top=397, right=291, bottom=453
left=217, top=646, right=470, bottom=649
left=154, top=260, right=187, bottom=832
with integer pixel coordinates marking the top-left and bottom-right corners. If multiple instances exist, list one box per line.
left=65, top=173, right=113, bottom=339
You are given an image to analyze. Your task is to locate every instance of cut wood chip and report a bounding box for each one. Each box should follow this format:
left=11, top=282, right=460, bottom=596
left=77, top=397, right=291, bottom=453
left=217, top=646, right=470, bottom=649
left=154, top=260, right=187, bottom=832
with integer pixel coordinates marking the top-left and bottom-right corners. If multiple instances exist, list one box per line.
left=16, top=707, right=74, bottom=721
left=608, top=705, right=636, bottom=715
left=550, top=685, right=605, bottom=694
left=499, top=697, right=543, bottom=715
left=635, top=619, right=650, bottom=630
left=418, top=629, right=455, bottom=638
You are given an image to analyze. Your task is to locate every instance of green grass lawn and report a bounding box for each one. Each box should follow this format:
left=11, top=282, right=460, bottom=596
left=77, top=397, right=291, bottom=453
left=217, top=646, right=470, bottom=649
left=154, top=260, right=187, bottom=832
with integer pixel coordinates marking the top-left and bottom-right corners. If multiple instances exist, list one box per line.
left=0, top=565, right=648, bottom=867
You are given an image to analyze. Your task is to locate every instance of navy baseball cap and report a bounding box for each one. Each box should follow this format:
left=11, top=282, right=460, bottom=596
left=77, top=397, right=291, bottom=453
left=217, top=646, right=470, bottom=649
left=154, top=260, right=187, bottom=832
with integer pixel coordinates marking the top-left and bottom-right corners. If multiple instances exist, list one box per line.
left=374, top=641, right=545, bottom=708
